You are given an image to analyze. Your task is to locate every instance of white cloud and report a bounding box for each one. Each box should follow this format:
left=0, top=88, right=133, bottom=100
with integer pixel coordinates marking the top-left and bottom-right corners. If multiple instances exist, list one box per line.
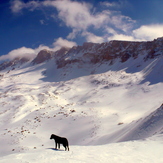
left=0, top=38, right=77, bottom=61
left=133, top=24, right=163, bottom=41
left=43, top=0, right=108, bottom=30
left=10, top=0, right=163, bottom=49
left=82, top=32, right=104, bottom=43
left=0, top=47, right=36, bottom=61
left=100, top=1, right=124, bottom=9
left=67, top=29, right=79, bottom=39
left=110, top=15, right=135, bottom=33
left=105, top=27, right=117, bottom=35
left=42, top=0, right=136, bottom=40
left=53, top=37, right=77, bottom=50
left=107, top=24, right=163, bottom=41
left=40, top=20, right=45, bottom=25
left=108, top=34, right=135, bottom=41
left=10, top=0, right=24, bottom=13
left=34, top=45, right=52, bottom=54
left=100, top=0, right=129, bottom=9
left=10, top=0, right=132, bottom=32
left=0, top=45, right=53, bottom=61
left=10, top=0, right=137, bottom=42
left=10, top=0, right=40, bottom=13
left=100, top=2, right=118, bottom=7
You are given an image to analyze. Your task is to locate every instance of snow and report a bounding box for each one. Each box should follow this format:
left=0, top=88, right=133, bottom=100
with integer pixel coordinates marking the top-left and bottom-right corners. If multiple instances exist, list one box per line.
left=1, top=137, right=163, bottom=163
left=0, top=51, right=163, bottom=162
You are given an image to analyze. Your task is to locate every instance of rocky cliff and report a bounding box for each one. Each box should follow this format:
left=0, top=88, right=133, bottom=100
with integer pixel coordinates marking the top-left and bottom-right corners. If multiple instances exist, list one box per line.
left=0, top=37, right=163, bottom=71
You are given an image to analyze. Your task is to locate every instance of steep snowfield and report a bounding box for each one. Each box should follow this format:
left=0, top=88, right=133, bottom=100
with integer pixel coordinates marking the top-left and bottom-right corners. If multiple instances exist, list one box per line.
left=0, top=52, right=163, bottom=162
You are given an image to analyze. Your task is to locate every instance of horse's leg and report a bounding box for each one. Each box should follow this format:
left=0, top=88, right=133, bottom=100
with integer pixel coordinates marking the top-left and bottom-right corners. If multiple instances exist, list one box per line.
left=63, top=144, right=67, bottom=151
left=55, top=141, right=57, bottom=149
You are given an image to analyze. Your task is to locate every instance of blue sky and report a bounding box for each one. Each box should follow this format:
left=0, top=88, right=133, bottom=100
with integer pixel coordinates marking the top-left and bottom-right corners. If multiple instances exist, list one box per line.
left=0, top=0, right=163, bottom=60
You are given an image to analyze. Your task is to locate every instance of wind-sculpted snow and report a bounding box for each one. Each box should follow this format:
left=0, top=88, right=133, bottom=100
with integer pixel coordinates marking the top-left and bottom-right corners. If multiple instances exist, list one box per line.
left=117, top=104, right=163, bottom=142
left=0, top=38, right=163, bottom=162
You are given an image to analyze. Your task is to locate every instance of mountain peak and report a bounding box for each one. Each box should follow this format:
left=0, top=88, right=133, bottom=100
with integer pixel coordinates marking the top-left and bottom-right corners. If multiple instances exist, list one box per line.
left=32, top=49, right=54, bottom=64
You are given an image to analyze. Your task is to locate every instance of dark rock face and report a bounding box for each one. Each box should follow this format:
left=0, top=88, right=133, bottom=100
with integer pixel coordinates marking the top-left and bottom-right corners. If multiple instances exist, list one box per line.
left=32, top=49, right=53, bottom=64
left=0, top=57, right=30, bottom=71
left=55, top=37, right=163, bottom=68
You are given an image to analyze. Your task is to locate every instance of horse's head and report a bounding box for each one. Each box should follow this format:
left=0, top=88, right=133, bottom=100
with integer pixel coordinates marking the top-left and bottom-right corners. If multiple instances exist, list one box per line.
left=50, top=134, right=54, bottom=139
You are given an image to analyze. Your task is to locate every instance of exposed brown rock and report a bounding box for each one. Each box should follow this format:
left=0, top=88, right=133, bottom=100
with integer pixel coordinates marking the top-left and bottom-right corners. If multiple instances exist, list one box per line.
left=32, top=49, right=53, bottom=64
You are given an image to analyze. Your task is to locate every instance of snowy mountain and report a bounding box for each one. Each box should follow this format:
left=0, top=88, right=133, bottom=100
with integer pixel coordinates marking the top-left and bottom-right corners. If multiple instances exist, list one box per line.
left=1, top=37, right=163, bottom=162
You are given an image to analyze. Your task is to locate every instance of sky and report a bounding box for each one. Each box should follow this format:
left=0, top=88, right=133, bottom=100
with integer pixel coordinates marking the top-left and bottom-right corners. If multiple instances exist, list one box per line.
left=0, top=0, right=163, bottom=60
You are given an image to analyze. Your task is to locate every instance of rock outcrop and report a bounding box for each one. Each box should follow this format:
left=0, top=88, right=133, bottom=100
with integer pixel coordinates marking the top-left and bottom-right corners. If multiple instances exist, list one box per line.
left=1, top=37, right=163, bottom=70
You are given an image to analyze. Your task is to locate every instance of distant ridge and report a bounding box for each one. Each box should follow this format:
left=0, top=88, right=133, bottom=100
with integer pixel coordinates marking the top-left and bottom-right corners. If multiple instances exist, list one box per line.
left=0, top=37, right=163, bottom=71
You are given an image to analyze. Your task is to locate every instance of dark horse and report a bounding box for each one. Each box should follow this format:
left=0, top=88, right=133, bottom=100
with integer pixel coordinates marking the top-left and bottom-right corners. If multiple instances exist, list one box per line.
left=50, top=134, right=69, bottom=151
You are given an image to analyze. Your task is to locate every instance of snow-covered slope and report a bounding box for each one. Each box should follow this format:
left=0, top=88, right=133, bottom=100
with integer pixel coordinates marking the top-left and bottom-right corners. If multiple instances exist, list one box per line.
left=1, top=137, right=163, bottom=163
left=0, top=37, right=163, bottom=162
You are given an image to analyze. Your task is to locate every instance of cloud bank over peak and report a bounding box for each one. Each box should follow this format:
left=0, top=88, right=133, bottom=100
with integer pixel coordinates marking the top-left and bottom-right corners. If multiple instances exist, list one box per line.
left=0, top=47, right=36, bottom=61
left=53, top=37, right=77, bottom=49
left=133, top=24, right=163, bottom=41
left=0, top=38, right=76, bottom=61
